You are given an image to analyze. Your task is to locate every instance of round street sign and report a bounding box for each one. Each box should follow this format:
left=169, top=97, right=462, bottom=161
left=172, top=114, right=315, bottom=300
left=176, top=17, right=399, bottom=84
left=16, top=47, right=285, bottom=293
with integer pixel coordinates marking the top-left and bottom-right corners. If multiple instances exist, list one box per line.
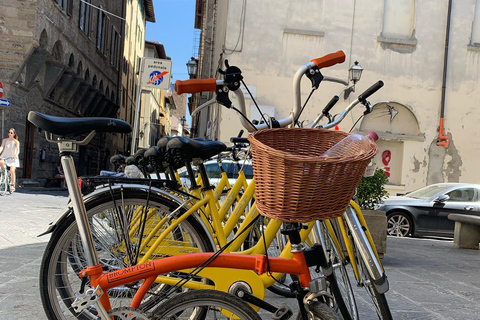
left=0, top=82, right=3, bottom=98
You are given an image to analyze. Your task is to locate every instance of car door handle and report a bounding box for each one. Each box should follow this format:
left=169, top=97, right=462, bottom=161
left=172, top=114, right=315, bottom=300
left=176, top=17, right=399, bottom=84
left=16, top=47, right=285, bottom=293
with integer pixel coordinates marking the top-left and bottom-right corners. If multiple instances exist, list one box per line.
left=465, top=206, right=474, bottom=211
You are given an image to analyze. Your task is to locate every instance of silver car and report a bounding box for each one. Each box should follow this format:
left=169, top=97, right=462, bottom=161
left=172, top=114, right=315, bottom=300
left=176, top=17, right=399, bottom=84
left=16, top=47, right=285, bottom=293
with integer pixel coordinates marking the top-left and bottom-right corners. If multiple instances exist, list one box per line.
left=178, top=159, right=253, bottom=188
left=378, top=183, right=480, bottom=237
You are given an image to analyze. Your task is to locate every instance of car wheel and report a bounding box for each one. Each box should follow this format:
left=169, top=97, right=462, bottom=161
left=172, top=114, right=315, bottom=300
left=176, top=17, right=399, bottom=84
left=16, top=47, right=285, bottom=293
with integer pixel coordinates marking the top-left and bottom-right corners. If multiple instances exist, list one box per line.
left=387, top=211, right=412, bottom=237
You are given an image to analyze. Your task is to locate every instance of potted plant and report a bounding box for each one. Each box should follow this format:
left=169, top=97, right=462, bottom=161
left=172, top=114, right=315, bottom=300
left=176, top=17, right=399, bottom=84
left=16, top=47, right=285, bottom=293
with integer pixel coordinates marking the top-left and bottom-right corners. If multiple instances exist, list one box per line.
left=356, top=168, right=389, bottom=257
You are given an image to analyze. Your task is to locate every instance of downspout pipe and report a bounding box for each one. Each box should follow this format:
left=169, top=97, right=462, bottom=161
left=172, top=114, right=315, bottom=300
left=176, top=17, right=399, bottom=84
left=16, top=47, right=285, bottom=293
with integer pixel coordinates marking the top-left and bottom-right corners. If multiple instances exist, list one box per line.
left=437, top=0, right=452, bottom=148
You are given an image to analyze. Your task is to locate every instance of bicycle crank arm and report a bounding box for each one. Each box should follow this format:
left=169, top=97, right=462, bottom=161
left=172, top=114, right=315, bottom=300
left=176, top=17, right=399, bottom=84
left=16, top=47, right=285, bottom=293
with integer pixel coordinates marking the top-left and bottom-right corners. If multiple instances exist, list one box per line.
left=235, top=289, right=293, bottom=319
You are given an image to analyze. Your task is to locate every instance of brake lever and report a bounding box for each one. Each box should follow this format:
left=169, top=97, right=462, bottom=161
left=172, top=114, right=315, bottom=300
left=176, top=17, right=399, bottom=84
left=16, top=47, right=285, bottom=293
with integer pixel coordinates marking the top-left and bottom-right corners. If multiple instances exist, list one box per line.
left=362, top=100, right=373, bottom=115
left=305, top=67, right=324, bottom=89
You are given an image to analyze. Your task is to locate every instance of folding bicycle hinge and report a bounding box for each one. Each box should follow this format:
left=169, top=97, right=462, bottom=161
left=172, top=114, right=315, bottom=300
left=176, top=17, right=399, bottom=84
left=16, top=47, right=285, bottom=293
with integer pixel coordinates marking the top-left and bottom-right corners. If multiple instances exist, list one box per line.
left=71, top=285, right=104, bottom=313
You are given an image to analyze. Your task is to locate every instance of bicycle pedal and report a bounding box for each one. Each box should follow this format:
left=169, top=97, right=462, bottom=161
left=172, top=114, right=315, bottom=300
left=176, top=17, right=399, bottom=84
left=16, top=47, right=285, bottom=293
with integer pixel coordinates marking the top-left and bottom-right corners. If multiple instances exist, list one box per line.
left=71, top=286, right=104, bottom=313
left=272, top=305, right=293, bottom=320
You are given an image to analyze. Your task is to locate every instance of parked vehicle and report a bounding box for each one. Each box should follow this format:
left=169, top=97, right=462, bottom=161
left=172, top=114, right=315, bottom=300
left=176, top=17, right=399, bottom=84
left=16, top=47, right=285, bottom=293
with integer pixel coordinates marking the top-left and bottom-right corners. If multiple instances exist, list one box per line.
left=179, top=159, right=253, bottom=188
left=378, top=183, right=480, bottom=237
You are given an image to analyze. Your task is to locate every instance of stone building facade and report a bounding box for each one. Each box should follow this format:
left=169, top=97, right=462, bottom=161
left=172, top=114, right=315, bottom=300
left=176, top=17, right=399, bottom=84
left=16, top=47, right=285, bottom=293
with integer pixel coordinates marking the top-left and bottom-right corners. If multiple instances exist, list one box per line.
left=0, top=0, right=153, bottom=183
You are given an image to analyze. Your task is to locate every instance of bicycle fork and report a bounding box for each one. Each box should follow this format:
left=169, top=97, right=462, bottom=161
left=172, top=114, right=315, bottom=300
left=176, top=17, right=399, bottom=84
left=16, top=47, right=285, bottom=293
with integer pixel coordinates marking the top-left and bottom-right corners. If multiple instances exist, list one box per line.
left=342, top=205, right=389, bottom=294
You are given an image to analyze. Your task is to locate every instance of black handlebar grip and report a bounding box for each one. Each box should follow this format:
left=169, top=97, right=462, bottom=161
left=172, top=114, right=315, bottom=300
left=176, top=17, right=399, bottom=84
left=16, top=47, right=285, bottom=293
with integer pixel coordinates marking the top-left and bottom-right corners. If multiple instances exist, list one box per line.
left=237, top=130, right=244, bottom=137
left=358, top=81, right=384, bottom=103
left=230, top=137, right=250, bottom=144
left=322, top=96, right=339, bottom=115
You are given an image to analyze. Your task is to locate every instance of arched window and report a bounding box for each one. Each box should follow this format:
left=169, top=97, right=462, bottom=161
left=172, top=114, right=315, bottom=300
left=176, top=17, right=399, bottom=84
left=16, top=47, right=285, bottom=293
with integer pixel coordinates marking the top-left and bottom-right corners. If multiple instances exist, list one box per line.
left=39, top=30, right=48, bottom=48
left=84, top=69, right=90, bottom=82
left=52, top=41, right=63, bottom=62
left=68, top=53, right=75, bottom=68
left=77, top=61, right=83, bottom=75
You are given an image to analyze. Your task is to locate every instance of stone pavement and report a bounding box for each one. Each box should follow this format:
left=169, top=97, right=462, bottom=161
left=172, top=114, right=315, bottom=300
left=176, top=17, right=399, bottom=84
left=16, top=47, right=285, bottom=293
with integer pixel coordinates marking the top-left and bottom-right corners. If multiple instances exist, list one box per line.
left=1, top=189, right=480, bottom=319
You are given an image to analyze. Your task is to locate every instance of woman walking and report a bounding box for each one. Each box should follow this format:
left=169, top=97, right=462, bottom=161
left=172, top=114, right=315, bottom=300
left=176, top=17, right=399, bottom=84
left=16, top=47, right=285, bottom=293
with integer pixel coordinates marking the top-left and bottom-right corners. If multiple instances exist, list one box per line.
left=0, top=128, right=20, bottom=192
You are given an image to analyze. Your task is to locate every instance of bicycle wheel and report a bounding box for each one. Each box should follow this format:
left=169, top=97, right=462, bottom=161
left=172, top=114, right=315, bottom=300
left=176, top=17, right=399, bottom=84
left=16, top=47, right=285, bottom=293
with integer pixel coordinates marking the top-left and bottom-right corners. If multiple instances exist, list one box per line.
left=344, top=207, right=392, bottom=320
left=296, top=301, right=342, bottom=320
left=354, top=246, right=392, bottom=320
left=0, top=168, right=7, bottom=196
left=322, top=220, right=358, bottom=320
left=40, top=187, right=214, bottom=320
left=154, top=289, right=262, bottom=320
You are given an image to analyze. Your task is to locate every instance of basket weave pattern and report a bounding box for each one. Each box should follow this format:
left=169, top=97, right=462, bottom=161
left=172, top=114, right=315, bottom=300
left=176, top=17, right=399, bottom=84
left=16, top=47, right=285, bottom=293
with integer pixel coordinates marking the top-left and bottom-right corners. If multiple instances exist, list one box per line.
left=248, top=128, right=378, bottom=223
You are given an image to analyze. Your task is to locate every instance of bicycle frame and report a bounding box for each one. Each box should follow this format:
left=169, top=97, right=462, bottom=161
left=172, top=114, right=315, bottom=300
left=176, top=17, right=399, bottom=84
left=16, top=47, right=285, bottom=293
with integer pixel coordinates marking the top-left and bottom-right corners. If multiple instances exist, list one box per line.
left=81, top=241, right=315, bottom=313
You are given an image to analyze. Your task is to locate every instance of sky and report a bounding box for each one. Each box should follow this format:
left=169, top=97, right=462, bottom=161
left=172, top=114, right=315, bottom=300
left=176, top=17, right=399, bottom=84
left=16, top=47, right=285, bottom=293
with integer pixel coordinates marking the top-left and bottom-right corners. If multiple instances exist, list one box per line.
left=145, top=0, right=196, bottom=83
left=145, top=0, right=196, bottom=125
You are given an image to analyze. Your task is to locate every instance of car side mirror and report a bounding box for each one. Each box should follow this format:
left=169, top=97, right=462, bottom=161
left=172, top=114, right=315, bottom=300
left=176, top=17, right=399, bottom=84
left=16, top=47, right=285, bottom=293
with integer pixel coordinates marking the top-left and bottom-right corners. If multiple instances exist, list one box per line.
left=434, top=194, right=449, bottom=203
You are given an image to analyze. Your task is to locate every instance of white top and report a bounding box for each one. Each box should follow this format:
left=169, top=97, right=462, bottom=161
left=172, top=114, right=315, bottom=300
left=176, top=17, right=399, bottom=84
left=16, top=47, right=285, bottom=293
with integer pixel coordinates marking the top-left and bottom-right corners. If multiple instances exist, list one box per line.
left=1, top=139, right=20, bottom=167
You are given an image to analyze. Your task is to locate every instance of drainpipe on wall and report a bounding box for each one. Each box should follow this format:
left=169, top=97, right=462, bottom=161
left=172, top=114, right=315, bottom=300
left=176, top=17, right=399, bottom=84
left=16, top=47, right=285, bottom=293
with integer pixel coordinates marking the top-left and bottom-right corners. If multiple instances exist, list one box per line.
left=437, top=0, right=452, bottom=148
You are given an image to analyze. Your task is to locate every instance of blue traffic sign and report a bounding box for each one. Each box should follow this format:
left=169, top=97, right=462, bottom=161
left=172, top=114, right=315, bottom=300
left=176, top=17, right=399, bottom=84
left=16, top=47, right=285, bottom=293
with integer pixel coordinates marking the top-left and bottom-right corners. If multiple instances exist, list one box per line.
left=0, top=98, right=11, bottom=107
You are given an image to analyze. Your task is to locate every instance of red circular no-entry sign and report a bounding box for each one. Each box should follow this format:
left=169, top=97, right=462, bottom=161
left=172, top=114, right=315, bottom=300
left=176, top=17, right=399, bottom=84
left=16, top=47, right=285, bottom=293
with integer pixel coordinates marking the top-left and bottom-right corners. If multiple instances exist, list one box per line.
left=0, top=82, right=3, bottom=98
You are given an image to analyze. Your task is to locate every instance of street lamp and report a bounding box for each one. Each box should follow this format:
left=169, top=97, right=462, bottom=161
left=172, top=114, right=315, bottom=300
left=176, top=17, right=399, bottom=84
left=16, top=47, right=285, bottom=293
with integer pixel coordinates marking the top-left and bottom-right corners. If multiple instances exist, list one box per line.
left=349, top=61, right=363, bottom=84
left=186, top=57, right=198, bottom=79
left=344, top=61, right=364, bottom=99
left=180, top=116, right=187, bottom=136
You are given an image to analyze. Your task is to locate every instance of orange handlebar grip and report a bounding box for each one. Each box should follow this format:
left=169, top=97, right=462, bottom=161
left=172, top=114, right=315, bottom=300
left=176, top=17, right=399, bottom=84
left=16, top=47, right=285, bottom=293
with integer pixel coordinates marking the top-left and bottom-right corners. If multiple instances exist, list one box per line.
left=175, top=78, right=217, bottom=94
left=311, top=51, right=346, bottom=69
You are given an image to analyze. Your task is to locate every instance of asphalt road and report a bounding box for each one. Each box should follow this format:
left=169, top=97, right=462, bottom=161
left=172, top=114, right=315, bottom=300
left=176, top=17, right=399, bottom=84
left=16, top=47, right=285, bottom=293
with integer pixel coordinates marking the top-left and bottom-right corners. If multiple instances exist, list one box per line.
left=1, top=189, right=480, bottom=319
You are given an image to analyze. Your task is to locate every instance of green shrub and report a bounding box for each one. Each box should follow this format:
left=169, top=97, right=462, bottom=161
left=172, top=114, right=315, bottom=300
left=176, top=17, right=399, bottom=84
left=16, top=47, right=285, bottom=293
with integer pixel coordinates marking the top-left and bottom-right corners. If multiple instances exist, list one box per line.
left=357, top=168, right=389, bottom=210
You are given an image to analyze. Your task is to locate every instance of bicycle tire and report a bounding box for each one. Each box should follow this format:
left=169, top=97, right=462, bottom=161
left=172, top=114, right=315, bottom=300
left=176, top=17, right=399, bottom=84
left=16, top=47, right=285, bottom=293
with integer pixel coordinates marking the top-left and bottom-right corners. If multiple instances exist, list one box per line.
left=323, top=220, right=358, bottom=320
left=40, top=188, right=214, bottom=320
left=296, top=301, right=342, bottom=320
left=154, top=289, right=262, bottom=320
left=355, top=248, right=392, bottom=320
left=345, top=211, right=392, bottom=320
left=0, top=168, right=7, bottom=196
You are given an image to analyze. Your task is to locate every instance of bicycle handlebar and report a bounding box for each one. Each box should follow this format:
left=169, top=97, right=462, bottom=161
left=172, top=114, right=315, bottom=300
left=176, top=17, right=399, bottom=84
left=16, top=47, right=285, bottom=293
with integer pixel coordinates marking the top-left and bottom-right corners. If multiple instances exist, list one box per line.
left=358, top=81, right=384, bottom=103
left=175, top=78, right=218, bottom=94
left=322, top=95, right=339, bottom=115
left=175, top=51, right=348, bottom=132
left=319, top=81, right=384, bottom=130
left=310, top=50, right=346, bottom=69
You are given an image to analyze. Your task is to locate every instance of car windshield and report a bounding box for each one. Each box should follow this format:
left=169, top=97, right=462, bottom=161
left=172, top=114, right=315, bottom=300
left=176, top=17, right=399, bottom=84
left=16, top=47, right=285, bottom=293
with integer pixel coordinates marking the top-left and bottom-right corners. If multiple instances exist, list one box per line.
left=406, top=185, right=452, bottom=199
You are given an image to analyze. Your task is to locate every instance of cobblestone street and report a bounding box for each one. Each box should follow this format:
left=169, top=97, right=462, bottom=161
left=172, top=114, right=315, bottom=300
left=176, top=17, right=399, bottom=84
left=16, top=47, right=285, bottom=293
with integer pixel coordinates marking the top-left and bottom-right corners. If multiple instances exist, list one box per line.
left=1, top=189, right=480, bottom=319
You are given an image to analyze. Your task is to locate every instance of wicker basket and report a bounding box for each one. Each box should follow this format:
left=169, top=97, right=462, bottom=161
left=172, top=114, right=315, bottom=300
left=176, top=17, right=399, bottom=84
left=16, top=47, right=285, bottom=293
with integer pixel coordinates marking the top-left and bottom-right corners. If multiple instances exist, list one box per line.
left=248, top=128, right=378, bottom=223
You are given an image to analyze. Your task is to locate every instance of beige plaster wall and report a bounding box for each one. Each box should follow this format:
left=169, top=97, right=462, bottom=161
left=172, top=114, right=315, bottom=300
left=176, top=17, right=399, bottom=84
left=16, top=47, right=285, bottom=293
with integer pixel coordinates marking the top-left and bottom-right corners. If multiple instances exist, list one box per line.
left=211, top=0, right=480, bottom=194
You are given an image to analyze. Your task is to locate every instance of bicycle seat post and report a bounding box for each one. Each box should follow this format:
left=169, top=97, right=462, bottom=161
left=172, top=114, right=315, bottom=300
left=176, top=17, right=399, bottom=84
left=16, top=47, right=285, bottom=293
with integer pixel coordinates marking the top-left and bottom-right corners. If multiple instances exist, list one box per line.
left=50, top=131, right=100, bottom=268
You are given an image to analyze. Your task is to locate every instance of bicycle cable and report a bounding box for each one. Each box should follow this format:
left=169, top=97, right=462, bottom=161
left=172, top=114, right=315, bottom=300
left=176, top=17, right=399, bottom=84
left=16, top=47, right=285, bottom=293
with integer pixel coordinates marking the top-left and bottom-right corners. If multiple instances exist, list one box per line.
left=231, top=105, right=259, bottom=131
left=294, top=88, right=316, bottom=126
left=156, top=213, right=263, bottom=299
left=241, top=79, right=269, bottom=125
left=349, top=114, right=364, bottom=133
